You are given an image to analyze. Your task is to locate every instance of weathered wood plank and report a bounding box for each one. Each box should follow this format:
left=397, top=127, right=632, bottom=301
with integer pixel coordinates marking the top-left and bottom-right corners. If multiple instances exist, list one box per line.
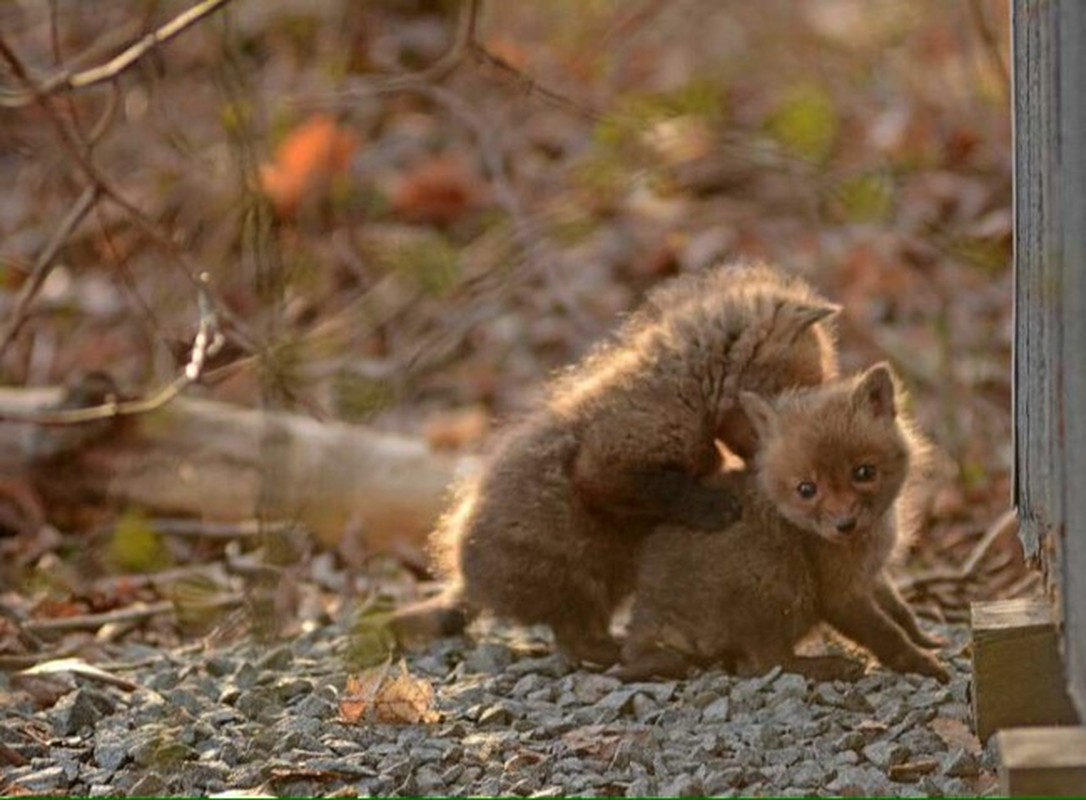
left=1012, top=0, right=1061, bottom=563
left=1013, top=0, right=1086, bottom=715
left=971, top=598, right=1078, bottom=742
left=1053, top=0, right=1086, bottom=724
left=996, top=727, right=1086, bottom=797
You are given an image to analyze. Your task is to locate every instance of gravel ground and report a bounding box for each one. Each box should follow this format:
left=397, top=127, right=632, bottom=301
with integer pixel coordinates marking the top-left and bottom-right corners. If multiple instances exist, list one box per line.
left=0, top=618, right=998, bottom=797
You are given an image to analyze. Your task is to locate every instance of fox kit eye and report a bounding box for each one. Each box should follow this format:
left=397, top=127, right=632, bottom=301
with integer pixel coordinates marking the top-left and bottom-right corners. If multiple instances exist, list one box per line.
left=853, top=464, right=877, bottom=483
left=796, top=481, right=818, bottom=499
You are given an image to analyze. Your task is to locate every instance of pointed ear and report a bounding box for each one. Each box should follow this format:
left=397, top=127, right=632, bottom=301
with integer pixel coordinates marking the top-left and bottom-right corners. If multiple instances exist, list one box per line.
left=851, top=362, right=897, bottom=419
left=784, top=302, right=840, bottom=342
left=738, top=391, right=778, bottom=443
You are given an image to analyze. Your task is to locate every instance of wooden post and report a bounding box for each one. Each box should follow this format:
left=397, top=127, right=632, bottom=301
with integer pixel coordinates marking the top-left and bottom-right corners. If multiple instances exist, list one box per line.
left=1013, top=0, right=1086, bottom=715
left=996, top=727, right=1086, bottom=797
left=971, top=598, right=1078, bottom=742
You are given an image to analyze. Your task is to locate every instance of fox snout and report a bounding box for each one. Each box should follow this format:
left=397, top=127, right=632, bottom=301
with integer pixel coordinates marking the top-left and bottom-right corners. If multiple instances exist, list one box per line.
left=833, top=516, right=857, bottom=533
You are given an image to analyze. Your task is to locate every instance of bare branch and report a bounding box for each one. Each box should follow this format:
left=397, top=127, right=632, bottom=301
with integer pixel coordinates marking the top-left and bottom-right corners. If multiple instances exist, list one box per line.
left=0, top=0, right=239, bottom=108
left=0, top=185, right=101, bottom=361
left=469, top=43, right=601, bottom=123
left=0, top=31, right=260, bottom=356
left=0, top=277, right=224, bottom=425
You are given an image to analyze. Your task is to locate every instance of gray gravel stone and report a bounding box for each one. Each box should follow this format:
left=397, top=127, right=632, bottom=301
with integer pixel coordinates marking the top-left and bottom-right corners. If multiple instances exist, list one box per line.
left=942, top=747, right=980, bottom=778
left=128, top=772, right=167, bottom=797
left=10, top=765, right=67, bottom=793
left=701, top=696, right=731, bottom=723
left=572, top=673, right=621, bottom=704
left=828, top=764, right=893, bottom=796
left=506, top=653, right=571, bottom=678
left=258, top=644, right=294, bottom=671
left=863, top=740, right=911, bottom=769
left=92, top=730, right=130, bottom=773
left=462, top=643, right=514, bottom=674
left=52, top=688, right=113, bottom=736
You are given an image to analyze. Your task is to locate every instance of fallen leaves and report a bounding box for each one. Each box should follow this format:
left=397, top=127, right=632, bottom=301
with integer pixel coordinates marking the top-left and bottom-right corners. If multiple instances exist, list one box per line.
left=391, top=157, right=485, bottom=226
left=339, top=660, right=439, bottom=725
left=260, top=114, right=358, bottom=219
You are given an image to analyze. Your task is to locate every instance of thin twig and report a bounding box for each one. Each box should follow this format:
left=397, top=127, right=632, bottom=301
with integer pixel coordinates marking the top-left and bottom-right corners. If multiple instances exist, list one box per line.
left=961, top=507, right=1018, bottom=577
left=470, top=43, right=601, bottom=122
left=0, top=34, right=201, bottom=283
left=0, top=31, right=259, bottom=356
left=0, top=185, right=100, bottom=360
left=408, top=82, right=597, bottom=335
left=0, top=277, right=223, bottom=425
left=23, top=595, right=241, bottom=636
left=22, top=601, right=176, bottom=635
left=0, top=0, right=239, bottom=108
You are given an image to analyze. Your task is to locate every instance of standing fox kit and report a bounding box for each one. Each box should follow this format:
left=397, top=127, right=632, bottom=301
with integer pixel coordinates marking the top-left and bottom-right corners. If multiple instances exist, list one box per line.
left=622, top=364, right=949, bottom=683
left=392, top=263, right=840, bottom=664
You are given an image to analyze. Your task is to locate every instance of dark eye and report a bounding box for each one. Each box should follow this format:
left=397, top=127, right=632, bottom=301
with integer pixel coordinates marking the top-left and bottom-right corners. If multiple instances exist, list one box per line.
left=853, top=464, right=877, bottom=483
left=796, top=481, right=818, bottom=499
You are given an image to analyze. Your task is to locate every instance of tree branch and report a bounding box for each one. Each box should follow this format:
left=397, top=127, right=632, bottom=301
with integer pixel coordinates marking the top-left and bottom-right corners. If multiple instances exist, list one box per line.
left=0, top=0, right=239, bottom=108
left=0, top=185, right=101, bottom=361
left=0, top=277, right=224, bottom=425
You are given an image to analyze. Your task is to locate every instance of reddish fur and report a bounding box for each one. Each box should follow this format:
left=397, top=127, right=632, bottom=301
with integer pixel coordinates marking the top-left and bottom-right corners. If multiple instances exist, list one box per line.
left=622, top=364, right=948, bottom=683
left=391, top=262, right=840, bottom=663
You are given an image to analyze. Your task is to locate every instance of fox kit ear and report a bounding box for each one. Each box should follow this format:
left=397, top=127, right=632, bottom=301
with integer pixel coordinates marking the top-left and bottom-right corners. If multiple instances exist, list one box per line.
left=738, top=391, right=778, bottom=442
left=784, top=302, right=840, bottom=342
left=852, top=362, right=897, bottom=419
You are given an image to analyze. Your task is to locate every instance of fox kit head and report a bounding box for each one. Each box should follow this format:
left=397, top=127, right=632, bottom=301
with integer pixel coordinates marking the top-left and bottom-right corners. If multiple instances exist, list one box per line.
left=739, top=363, right=910, bottom=544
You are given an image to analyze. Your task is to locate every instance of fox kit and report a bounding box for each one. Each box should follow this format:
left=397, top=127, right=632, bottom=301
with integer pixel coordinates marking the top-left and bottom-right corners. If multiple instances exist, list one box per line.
left=621, top=363, right=949, bottom=683
left=391, top=262, right=840, bottom=664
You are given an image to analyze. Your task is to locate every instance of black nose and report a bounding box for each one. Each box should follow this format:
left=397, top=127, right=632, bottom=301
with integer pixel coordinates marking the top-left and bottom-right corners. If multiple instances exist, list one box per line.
left=835, top=517, right=857, bottom=533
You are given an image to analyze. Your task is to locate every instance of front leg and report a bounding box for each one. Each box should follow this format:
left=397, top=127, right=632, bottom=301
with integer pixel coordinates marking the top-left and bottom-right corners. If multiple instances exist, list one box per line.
left=873, top=574, right=944, bottom=649
left=820, top=594, right=949, bottom=683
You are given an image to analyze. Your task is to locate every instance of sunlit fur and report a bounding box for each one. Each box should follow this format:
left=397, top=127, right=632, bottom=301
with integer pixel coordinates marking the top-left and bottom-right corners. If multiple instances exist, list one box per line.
left=391, top=261, right=841, bottom=663
left=621, top=364, right=947, bottom=683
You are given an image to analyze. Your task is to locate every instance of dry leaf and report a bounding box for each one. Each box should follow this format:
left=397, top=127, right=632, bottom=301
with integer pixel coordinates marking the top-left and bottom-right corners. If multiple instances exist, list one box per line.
left=930, top=716, right=981, bottom=755
left=391, top=157, right=483, bottom=226
left=20, top=657, right=138, bottom=691
left=260, top=114, right=358, bottom=219
left=339, top=660, right=438, bottom=725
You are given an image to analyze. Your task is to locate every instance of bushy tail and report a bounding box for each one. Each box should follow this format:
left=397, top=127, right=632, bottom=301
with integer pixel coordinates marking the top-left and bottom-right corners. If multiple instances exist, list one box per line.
left=390, top=586, right=472, bottom=647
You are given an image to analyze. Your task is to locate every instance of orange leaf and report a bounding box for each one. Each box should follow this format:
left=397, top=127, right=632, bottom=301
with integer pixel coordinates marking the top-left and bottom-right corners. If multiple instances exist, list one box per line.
left=260, top=115, right=358, bottom=219
left=391, top=157, right=483, bottom=226
left=339, top=661, right=438, bottom=725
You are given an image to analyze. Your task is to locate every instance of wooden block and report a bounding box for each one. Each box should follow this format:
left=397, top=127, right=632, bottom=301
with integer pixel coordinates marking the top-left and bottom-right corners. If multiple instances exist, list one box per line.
left=971, top=598, right=1079, bottom=742
left=997, top=727, right=1086, bottom=797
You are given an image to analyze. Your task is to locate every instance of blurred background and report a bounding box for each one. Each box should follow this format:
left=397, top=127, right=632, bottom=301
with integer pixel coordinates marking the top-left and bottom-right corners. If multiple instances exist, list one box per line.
left=0, top=0, right=1017, bottom=652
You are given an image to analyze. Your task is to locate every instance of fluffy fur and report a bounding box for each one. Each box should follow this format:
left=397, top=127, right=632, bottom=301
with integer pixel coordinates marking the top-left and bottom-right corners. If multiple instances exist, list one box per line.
left=392, top=262, right=840, bottom=664
left=621, top=364, right=949, bottom=683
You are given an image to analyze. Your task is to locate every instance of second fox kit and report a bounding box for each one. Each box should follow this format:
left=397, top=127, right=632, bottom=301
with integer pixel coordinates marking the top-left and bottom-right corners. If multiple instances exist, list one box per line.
left=621, top=363, right=949, bottom=683
left=391, top=263, right=840, bottom=664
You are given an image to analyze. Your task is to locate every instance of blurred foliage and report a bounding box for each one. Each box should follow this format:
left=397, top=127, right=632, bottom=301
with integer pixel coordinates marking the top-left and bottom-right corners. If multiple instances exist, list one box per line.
left=109, top=510, right=172, bottom=574
left=767, top=83, right=840, bottom=163
left=345, top=608, right=398, bottom=671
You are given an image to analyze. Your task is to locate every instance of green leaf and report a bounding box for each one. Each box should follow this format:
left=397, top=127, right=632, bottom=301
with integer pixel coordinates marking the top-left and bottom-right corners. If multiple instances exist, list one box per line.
left=110, top=509, right=171, bottom=574
left=835, top=172, right=895, bottom=224
left=767, top=83, right=839, bottom=163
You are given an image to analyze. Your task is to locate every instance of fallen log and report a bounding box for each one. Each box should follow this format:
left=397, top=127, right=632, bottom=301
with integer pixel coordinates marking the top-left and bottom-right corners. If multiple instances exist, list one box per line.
left=0, top=385, right=477, bottom=551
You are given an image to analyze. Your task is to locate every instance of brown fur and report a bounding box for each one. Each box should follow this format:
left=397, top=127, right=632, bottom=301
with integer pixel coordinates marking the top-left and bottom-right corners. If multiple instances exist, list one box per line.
left=391, top=262, right=840, bottom=663
left=621, top=364, right=949, bottom=683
